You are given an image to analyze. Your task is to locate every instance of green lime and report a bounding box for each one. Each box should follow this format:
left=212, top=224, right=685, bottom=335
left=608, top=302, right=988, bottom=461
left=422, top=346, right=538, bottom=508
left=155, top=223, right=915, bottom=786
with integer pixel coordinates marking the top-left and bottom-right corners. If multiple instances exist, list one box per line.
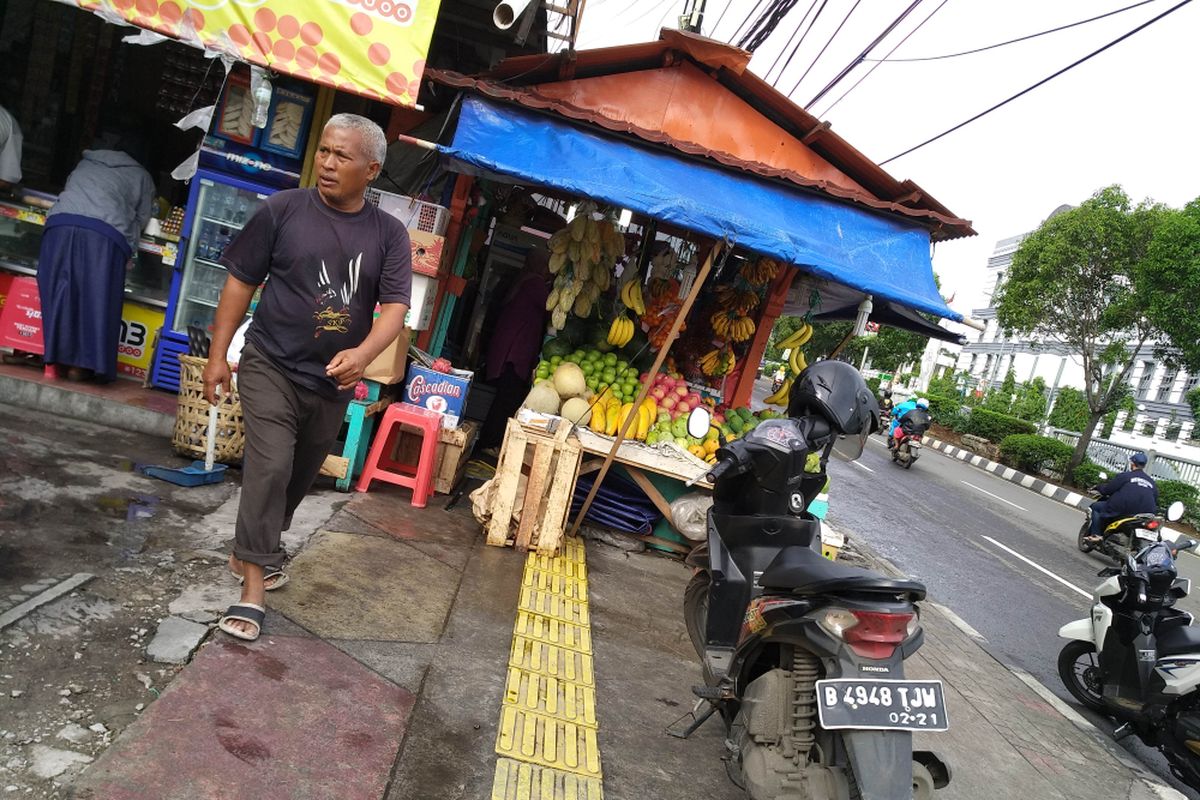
left=615, top=359, right=628, bottom=373
left=602, top=369, right=617, bottom=383
left=550, top=356, right=563, bottom=366
left=603, top=353, right=618, bottom=366
left=586, top=376, right=599, bottom=390
left=581, top=362, right=595, bottom=377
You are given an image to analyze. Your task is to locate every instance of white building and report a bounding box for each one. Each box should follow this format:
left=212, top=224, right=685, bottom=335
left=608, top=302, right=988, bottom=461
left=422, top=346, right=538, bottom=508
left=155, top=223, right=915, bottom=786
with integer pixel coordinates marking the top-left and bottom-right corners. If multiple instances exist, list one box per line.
left=957, top=212, right=1199, bottom=447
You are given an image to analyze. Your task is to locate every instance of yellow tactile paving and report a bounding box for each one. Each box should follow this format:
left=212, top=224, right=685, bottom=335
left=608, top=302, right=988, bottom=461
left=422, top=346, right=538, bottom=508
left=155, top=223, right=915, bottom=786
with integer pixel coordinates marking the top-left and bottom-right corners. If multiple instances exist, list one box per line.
left=526, top=552, right=588, bottom=581
left=494, top=537, right=604, bottom=797
left=519, top=587, right=590, bottom=625
left=522, top=567, right=589, bottom=602
left=510, top=635, right=596, bottom=686
left=491, top=758, right=604, bottom=800
left=504, top=666, right=598, bottom=727
left=496, top=706, right=603, bottom=779
left=513, top=610, right=592, bottom=654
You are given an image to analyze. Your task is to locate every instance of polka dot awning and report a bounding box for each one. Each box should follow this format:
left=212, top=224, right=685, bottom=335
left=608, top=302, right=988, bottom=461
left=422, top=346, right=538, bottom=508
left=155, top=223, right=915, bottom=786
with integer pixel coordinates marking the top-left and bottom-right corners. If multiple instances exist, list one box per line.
left=59, top=0, right=440, bottom=107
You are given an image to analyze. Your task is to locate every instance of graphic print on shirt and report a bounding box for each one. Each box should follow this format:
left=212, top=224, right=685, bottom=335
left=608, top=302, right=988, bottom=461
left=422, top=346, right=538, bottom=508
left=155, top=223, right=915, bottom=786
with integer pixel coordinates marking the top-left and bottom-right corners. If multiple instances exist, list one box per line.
left=313, top=254, right=362, bottom=337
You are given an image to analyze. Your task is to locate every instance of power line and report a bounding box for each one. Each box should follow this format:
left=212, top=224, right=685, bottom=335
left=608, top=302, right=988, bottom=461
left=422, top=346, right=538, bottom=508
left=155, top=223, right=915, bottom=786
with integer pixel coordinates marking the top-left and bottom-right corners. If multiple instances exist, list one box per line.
left=785, top=0, right=864, bottom=98
left=814, top=0, right=950, bottom=116
left=806, top=0, right=923, bottom=107
left=880, top=0, right=1193, bottom=165
left=868, top=0, right=1159, bottom=63
left=768, top=0, right=828, bottom=85
left=708, top=0, right=735, bottom=38
left=763, top=0, right=820, bottom=83
left=730, top=0, right=769, bottom=45
left=740, top=0, right=802, bottom=53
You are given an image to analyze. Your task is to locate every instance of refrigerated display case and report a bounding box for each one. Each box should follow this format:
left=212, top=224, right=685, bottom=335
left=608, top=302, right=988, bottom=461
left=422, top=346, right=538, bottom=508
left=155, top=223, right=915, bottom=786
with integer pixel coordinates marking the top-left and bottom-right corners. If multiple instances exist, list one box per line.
left=149, top=170, right=274, bottom=391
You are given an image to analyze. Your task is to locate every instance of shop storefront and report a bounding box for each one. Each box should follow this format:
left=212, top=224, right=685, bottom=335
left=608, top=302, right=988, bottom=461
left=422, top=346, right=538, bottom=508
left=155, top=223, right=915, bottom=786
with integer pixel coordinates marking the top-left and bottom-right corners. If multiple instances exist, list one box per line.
left=0, top=0, right=444, bottom=385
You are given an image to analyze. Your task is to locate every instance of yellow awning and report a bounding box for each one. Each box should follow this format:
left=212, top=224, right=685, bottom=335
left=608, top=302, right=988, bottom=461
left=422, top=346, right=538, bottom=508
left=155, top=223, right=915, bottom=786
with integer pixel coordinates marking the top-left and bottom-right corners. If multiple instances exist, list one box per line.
left=59, top=0, right=443, bottom=107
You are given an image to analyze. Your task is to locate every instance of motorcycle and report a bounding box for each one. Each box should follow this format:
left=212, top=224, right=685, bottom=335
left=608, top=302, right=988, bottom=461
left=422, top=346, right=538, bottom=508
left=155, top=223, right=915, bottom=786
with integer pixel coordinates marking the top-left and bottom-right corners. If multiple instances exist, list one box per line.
left=878, top=409, right=892, bottom=434
left=1077, top=483, right=1174, bottom=561
left=889, top=410, right=931, bottom=469
left=1057, top=502, right=1200, bottom=790
left=679, top=405, right=950, bottom=799
left=772, top=374, right=786, bottom=394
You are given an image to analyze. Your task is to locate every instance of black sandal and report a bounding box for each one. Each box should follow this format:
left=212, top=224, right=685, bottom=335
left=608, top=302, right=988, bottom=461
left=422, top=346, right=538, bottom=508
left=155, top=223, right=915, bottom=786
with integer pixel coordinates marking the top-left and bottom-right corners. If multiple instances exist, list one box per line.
left=218, top=603, right=266, bottom=641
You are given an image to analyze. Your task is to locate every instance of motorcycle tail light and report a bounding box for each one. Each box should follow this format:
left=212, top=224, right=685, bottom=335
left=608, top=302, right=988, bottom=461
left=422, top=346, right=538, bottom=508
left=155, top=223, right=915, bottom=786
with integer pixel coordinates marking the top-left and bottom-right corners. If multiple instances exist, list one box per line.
left=1147, top=520, right=1160, bottom=530
left=819, top=608, right=917, bottom=659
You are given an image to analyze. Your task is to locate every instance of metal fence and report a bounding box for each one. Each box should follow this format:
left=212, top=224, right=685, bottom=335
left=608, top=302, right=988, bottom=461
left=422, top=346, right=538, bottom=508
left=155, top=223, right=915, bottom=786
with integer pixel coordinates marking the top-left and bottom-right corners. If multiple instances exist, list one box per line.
left=1047, top=428, right=1200, bottom=488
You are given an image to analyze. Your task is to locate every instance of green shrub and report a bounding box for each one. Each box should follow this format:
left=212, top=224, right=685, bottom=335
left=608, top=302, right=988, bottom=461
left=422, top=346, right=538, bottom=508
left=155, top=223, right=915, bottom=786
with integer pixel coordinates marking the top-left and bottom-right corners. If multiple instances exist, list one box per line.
left=927, top=373, right=959, bottom=397
left=999, top=434, right=1074, bottom=474
left=965, top=408, right=1037, bottom=442
left=924, top=393, right=962, bottom=421
left=1071, top=459, right=1104, bottom=489
left=1048, top=387, right=1090, bottom=432
left=866, top=376, right=882, bottom=396
left=1011, top=378, right=1048, bottom=423
left=1159, top=480, right=1200, bottom=526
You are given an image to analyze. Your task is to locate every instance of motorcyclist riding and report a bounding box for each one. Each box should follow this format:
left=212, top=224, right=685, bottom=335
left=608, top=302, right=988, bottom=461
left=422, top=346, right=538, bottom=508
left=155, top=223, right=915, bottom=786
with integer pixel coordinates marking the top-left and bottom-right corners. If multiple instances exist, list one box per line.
left=888, top=396, right=929, bottom=446
left=878, top=388, right=894, bottom=415
left=1082, top=452, right=1159, bottom=547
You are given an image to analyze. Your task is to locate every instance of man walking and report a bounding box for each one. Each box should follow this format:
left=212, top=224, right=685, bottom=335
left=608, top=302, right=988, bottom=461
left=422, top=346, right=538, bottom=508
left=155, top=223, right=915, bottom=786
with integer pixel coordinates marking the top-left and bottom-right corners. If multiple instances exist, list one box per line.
left=204, top=114, right=411, bottom=641
left=1083, top=452, right=1159, bottom=546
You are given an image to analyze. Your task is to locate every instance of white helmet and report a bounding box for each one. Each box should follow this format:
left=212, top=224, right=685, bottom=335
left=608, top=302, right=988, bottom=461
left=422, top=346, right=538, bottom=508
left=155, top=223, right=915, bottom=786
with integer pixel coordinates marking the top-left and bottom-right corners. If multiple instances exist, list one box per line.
left=916, top=397, right=929, bottom=409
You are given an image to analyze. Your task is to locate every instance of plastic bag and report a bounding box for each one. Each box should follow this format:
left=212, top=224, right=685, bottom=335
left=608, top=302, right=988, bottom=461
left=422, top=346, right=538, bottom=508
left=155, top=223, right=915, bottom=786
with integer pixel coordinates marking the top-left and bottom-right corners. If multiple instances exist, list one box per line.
left=670, top=492, right=713, bottom=542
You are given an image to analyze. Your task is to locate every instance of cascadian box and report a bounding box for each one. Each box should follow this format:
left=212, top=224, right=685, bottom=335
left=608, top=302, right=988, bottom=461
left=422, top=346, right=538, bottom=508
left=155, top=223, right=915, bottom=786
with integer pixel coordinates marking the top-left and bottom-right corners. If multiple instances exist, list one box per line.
left=404, top=364, right=473, bottom=428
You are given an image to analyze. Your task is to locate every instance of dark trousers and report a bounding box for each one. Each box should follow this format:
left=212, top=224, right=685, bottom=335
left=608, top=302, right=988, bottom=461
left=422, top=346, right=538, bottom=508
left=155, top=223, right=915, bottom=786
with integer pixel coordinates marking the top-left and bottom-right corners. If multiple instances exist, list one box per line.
left=234, top=344, right=350, bottom=568
left=1089, top=499, right=1113, bottom=537
left=479, top=363, right=530, bottom=450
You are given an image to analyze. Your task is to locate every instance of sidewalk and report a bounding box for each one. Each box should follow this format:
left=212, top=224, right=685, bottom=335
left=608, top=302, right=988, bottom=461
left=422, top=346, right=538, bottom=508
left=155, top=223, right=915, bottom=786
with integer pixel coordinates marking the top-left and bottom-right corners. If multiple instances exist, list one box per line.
left=0, top=366, right=1184, bottom=798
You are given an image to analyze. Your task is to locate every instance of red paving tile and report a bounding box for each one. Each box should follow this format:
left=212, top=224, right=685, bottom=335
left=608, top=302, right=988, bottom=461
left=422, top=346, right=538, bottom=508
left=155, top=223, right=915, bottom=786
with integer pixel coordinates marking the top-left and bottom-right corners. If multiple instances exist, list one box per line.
left=74, top=636, right=415, bottom=800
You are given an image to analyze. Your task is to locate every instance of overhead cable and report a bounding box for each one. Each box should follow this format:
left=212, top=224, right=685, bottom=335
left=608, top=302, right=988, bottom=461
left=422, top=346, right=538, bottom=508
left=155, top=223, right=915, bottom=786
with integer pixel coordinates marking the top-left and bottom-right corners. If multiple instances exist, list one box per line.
left=815, top=0, right=950, bottom=116
left=730, top=0, right=769, bottom=45
left=880, top=0, right=1193, bottom=165
left=868, top=0, right=1159, bottom=63
left=708, top=0, right=735, bottom=38
left=785, top=0, right=864, bottom=98
left=741, top=0, right=802, bottom=53
left=763, top=0, right=821, bottom=83
left=806, top=0, right=923, bottom=107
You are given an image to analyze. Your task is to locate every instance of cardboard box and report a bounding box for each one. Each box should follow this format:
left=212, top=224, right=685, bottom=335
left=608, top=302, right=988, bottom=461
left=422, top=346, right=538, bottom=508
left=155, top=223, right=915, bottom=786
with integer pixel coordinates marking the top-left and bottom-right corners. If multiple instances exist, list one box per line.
left=404, top=273, right=437, bottom=331
left=392, top=419, right=479, bottom=494
left=363, top=327, right=412, bottom=385
left=404, top=363, right=472, bottom=428
left=410, top=230, right=444, bottom=278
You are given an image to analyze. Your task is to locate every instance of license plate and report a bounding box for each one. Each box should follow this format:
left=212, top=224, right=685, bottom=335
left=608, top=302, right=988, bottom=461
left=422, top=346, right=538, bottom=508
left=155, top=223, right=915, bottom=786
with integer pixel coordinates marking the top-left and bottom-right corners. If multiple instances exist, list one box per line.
left=816, top=679, right=948, bottom=732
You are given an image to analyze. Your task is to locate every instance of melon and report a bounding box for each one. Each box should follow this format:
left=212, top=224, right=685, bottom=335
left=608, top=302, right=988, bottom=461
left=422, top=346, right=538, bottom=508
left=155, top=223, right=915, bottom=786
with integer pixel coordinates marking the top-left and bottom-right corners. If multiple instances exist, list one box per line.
left=553, top=362, right=587, bottom=398
left=560, top=397, right=591, bottom=424
left=523, top=382, right=561, bottom=415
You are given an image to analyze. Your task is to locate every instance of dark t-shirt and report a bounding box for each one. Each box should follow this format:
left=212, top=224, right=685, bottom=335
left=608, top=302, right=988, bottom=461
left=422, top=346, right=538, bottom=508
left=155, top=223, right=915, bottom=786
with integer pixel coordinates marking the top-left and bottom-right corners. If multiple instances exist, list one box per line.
left=220, top=188, right=412, bottom=398
left=1096, top=468, right=1159, bottom=516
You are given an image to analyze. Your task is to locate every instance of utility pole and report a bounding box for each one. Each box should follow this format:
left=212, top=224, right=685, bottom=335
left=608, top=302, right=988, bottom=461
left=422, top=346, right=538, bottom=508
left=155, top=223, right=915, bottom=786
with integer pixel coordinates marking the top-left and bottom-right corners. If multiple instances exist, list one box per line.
left=680, top=0, right=706, bottom=33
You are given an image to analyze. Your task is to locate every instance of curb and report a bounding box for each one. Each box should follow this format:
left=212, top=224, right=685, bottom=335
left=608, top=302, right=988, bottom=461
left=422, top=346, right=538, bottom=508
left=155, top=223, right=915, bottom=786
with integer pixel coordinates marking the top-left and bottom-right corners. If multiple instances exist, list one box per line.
left=844, top=534, right=1188, bottom=799
left=923, top=436, right=1092, bottom=509
left=921, top=436, right=1191, bottom=544
left=0, top=372, right=173, bottom=439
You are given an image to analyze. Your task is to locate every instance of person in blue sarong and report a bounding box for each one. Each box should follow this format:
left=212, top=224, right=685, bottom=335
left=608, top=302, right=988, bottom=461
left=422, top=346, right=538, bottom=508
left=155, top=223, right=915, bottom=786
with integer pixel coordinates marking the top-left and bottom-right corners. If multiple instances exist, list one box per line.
left=37, top=143, right=154, bottom=382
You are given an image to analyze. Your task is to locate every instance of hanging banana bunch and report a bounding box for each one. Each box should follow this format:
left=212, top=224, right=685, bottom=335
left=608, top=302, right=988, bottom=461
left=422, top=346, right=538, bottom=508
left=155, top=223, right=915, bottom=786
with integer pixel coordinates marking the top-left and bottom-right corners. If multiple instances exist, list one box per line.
left=711, top=310, right=755, bottom=343
left=740, top=256, right=780, bottom=287
left=546, top=201, right=625, bottom=320
left=764, top=320, right=814, bottom=406
left=607, top=313, right=636, bottom=347
left=700, top=346, right=736, bottom=377
left=619, top=273, right=646, bottom=316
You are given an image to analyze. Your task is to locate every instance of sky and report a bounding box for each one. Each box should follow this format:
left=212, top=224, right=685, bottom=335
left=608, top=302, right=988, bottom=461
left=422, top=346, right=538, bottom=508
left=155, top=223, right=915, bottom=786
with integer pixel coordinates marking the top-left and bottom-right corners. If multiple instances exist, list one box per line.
left=571, top=0, right=1200, bottom=316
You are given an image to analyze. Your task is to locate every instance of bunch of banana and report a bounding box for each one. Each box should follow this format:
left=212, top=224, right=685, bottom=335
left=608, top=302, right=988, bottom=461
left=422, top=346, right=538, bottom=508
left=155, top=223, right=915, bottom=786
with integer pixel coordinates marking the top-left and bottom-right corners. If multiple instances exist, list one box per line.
left=764, top=321, right=815, bottom=406
left=739, top=256, right=780, bottom=287
left=607, top=313, right=636, bottom=347
left=700, top=347, right=736, bottom=377
left=711, top=311, right=755, bottom=342
left=547, top=202, right=625, bottom=319
left=619, top=274, right=646, bottom=316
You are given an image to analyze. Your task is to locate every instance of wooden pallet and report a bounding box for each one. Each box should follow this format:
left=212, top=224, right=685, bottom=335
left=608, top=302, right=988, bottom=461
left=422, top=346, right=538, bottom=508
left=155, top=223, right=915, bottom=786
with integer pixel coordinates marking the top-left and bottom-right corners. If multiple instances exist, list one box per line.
left=486, top=419, right=583, bottom=554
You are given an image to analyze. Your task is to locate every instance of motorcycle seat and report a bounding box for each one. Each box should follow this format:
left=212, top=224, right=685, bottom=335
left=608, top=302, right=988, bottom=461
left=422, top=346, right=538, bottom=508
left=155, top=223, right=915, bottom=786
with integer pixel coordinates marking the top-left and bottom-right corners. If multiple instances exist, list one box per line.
left=1157, top=624, right=1200, bottom=657
left=759, top=546, right=927, bottom=600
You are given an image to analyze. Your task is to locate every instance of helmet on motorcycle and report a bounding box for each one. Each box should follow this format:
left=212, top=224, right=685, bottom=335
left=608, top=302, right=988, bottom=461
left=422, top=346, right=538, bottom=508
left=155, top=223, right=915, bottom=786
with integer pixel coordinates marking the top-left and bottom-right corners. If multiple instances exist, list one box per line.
left=916, top=397, right=930, bottom=409
left=788, top=361, right=880, bottom=460
left=880, top=388, right=892, bottom=399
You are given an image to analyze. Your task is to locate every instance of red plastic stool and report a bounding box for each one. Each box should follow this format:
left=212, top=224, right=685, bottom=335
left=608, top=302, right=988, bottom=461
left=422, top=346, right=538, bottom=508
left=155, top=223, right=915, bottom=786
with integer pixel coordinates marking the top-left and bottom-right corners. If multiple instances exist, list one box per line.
left=355, top=402, right=442, bottom=507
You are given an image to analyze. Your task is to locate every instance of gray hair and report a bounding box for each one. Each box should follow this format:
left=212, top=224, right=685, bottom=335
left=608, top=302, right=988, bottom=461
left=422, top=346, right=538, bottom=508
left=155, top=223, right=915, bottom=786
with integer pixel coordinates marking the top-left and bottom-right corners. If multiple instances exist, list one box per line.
left=324, top=113, right=387, bottom=165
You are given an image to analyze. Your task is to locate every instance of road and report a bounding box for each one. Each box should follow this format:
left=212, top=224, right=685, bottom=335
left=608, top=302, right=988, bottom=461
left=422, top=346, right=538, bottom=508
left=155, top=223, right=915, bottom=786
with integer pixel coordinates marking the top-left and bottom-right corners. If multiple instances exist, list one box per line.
left=824, top=430, right=1200, bottom=798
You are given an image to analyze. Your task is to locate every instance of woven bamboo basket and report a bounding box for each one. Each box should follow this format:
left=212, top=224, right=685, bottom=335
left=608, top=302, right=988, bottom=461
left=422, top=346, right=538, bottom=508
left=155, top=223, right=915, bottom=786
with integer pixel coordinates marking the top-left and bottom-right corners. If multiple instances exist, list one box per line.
left=172, top=355, right=245, bottom=464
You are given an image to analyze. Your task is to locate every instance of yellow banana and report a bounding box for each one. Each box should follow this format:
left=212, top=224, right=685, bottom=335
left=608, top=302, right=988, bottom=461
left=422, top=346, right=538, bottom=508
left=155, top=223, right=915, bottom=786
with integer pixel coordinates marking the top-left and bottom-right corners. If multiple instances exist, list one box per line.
left=630, top=281, right=645, bottom=315
left=764, top=376, right=793, bottom=406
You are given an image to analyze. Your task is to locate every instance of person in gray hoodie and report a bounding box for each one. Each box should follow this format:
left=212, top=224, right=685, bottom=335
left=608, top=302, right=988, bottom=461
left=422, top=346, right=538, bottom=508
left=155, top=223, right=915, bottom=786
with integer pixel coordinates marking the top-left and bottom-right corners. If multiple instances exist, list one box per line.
left=37, top=143, right=154, bottom=381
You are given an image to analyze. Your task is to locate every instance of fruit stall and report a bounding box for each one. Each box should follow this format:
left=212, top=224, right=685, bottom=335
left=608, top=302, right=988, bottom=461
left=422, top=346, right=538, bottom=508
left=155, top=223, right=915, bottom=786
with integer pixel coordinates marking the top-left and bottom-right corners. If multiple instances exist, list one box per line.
left=403, top=33, right=974, bottom=552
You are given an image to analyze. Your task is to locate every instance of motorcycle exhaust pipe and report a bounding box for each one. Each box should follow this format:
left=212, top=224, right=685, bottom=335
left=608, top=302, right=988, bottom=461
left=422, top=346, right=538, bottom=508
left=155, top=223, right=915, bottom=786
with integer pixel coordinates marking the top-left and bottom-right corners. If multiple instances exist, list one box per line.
left=494, top=0, right=537, bottom=29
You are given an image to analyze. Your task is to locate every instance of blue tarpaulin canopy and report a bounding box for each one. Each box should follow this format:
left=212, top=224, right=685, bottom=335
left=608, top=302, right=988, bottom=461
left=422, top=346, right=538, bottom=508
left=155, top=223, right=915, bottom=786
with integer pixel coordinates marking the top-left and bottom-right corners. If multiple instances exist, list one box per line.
left=443, top=96, right=959, bottom=321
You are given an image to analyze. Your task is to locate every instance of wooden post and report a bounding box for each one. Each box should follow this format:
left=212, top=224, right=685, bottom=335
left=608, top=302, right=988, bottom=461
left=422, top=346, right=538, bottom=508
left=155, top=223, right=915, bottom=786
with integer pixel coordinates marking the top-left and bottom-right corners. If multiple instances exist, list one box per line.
left=829, top=327, right=857, bottom=360
left=566, top=240, right=724, bottom=540
left=417, top=174, right=474, bottom=353
left=729, top=266, right=798, bottom=408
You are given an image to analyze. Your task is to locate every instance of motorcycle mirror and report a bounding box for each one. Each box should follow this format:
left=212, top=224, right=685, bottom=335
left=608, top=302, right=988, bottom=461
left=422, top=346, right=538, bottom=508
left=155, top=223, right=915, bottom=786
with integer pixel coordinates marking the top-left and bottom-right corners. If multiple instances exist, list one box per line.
left=1098, top=471, right=1109, bottom=480
left=686, top=406, right=712, bottom=440
left=1167, top=501, right=1185, bottom=523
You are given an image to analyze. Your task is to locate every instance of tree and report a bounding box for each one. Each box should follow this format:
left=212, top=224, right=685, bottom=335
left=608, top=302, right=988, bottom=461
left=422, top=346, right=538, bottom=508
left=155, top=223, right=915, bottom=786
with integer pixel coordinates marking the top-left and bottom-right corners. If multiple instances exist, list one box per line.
left=995, top=185, right=1197, bottom=475
left=1012, top=377, right=1048, bottom=423
left=984, top=367, right=1018, bottom=412
left=1187, top=386, right=1200, bottom=420
left=1048, top=387, right=1090, bottom=432
left=1144, top=197, right=1200, bottom=373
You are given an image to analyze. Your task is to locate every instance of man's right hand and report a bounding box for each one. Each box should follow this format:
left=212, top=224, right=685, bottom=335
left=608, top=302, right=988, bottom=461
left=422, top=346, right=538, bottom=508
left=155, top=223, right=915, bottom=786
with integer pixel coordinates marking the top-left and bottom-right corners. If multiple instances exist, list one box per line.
left=202, top=358, right=231, bottom=406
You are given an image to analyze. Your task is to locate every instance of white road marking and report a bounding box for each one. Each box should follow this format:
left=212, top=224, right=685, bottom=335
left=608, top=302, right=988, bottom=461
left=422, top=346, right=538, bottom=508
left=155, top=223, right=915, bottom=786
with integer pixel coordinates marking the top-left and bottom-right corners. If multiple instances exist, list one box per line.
left=981, top=535, right=1091, bottom=599
left=960, top=480, right=1027, bottom=511
left=850, top=459, right=875, bottom=473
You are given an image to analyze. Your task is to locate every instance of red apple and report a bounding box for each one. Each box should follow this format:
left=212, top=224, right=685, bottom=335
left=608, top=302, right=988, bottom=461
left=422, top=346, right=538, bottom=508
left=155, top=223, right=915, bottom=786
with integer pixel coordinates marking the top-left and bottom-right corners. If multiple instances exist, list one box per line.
left=662, top=395, right=678, bottom=411
left=651, top=387, right=667, bottom=401
left=675, top=385, right=689, bottom=398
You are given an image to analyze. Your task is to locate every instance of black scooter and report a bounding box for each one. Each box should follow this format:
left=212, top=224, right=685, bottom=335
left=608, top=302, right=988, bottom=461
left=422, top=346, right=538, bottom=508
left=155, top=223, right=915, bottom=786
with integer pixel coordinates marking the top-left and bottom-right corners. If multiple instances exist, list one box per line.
left=678, top=408, right=950, bottom=799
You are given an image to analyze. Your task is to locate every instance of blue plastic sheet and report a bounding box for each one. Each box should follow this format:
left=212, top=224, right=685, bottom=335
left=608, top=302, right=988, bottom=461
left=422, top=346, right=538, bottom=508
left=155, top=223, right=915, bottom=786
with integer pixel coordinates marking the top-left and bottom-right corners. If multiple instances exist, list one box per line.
left=570, top=471, right=662, bottom=535
left=443, top=96, right=958, bottom=321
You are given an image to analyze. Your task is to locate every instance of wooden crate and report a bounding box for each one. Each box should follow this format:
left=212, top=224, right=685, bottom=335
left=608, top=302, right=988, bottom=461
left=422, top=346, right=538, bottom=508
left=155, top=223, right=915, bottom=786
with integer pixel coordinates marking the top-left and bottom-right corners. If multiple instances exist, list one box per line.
left=390, top=420, right=480, bottom=494
left=486, top=419, right=582, bottom=554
